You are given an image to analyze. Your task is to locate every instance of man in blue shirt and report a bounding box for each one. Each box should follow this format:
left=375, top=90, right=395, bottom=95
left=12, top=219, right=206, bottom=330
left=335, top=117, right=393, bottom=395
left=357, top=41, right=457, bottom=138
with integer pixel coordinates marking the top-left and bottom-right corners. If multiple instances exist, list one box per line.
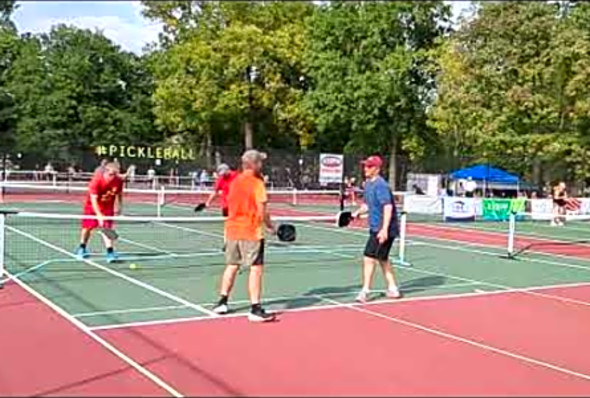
left=352, top=155, right=401, bottom=302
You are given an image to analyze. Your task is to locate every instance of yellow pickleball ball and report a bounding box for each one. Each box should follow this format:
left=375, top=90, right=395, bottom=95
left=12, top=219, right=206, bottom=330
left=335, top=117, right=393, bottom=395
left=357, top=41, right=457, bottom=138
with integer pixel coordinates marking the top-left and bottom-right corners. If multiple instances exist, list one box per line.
left=129, top=263, right=138, bottom=270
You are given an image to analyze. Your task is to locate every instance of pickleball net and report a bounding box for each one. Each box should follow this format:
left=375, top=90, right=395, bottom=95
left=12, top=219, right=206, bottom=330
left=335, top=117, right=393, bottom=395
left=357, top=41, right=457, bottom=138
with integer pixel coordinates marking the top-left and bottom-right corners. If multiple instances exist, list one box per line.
left=506, top=212, right=590, bottom=259
left=0, top=182, right=345, bottom=217
left=0, top=210, right=410, bottom=288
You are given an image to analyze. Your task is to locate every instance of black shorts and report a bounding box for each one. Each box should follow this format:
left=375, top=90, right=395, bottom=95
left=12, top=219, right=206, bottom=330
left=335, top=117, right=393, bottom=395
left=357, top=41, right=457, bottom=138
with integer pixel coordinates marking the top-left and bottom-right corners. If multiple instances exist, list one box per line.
left=222, top=207, right=229, bottom=217
left=554, top=199, right=567, bottom=208
left=364, top=231, right=396, bottom=261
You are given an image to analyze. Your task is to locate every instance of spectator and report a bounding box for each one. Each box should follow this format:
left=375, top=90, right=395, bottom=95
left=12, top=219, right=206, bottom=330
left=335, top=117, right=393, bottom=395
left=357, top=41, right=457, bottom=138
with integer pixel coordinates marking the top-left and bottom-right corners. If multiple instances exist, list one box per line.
left=44, top=162, right=55, bottom=181
left=67, top=163, right=77, bottom=182
left=199, top=169, right=209, bottom=188
left=147, top=166, right=156, bottom=188
left=125, top=164, right=136, bottom=184
left=464, top=177, right=477, bottom=198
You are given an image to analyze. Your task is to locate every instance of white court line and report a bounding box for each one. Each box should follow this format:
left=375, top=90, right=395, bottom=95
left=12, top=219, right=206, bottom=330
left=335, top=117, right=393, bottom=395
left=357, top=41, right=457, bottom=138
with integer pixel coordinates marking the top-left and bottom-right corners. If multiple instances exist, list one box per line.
left=297, top=222, right=590, bottom=307
left=73, top=304, right=189, bottom=318
left=4, top=270, right=183, bottom=397
left=298, top=220, right=590, bottom=272
left=88, top=279, right=590, bottom=332
left=308, top=222, right=590, bottom=310
left=119, top=237, right=177, bottom=256
left=158, top=221, right=222, bottom=240
left=7, top=225, right=218, bottom=317
left=78, top=282, right=476, bottom=320
left=410, top=222, right=590, bottom=263
left=441, top=222, right=590, bottom=248
left=410, top=234, right=590, bottom=272
left=319, top=296, right=590, bottom=383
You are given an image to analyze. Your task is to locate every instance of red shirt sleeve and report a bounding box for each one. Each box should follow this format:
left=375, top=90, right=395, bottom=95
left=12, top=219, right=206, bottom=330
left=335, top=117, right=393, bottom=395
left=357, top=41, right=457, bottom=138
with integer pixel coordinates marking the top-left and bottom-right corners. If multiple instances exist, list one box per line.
left=214, top=178, right=222, bottom=193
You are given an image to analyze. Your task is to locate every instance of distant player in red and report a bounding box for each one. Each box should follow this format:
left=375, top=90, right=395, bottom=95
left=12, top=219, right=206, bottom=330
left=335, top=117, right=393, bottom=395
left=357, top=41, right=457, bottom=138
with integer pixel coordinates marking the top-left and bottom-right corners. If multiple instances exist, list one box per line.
left=205, top=164, right=238, bottom=217
left=76, top=163, right=124, bottom=263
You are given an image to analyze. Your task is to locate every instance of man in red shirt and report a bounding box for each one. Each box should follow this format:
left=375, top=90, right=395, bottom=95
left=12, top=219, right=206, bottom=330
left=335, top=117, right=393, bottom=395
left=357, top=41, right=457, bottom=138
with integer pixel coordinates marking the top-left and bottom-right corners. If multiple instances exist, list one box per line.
left=76, top=163, right=124, bottom=263
left=205, top=164, right=238, bottom=217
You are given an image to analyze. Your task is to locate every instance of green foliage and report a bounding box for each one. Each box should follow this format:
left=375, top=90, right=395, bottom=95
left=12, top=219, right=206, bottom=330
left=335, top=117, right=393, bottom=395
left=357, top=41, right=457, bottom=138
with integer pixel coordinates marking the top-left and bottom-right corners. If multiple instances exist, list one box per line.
left=5, top=25, right=159, bottom=162
left=0, top=0, right=17, bottom=29
left=303, top=1, right=450, bottom=186
left=148, top=1, right=314, bottom=150
left=429, top=1, right=590, bottom=185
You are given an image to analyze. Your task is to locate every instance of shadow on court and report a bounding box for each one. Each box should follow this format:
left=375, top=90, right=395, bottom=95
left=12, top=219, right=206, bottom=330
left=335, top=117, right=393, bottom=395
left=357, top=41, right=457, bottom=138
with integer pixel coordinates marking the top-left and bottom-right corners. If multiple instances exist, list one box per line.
left=231, top=275, right=449, bottom=312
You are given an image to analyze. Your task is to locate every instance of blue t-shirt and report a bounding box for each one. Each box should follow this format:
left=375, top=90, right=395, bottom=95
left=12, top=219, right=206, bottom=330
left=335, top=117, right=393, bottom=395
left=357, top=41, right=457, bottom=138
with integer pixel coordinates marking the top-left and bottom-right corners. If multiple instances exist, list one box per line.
left=364, top=176, right=398, bottom=235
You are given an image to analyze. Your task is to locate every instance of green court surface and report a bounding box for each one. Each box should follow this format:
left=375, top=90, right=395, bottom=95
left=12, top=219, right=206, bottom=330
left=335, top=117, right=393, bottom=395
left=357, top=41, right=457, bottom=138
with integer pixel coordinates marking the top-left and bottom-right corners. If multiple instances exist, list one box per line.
left=4, top=204, right=590, bottom=331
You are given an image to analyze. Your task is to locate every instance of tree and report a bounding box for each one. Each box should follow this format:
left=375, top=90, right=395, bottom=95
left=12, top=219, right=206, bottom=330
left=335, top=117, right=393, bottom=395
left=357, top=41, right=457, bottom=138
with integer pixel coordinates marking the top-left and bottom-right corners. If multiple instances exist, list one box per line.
left=146, top=1, right=314, bottom=153
left=0, top=0, right=17, bottom=29
left=0, top=23, right=20, bottom=157
left=429, top=1, right=590, bottom=187
left=303, top=1, right=450, bottom=188
left=6, top=25, right=159, bottom=164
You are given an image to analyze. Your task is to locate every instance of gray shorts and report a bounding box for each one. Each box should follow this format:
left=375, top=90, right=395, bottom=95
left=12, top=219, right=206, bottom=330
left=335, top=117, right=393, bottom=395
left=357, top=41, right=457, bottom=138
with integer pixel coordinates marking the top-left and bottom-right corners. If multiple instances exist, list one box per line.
left=225, top=239, right=265, bottom=267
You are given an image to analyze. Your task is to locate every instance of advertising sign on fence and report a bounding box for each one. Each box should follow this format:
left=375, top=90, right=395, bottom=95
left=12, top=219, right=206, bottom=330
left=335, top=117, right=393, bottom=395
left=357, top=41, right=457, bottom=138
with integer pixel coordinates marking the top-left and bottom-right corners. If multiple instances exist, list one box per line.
left=443, top=197, right=476, bottom=221
left=319, top=153, right=344, bottom=185
left=482, top=198, right=526, bottom=221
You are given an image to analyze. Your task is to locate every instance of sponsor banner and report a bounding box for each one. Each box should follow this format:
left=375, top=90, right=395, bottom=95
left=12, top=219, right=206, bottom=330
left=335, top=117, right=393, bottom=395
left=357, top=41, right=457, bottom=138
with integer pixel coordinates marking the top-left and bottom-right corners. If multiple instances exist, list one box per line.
left=482, top=198, right=526, bottom=221
left=319, top=153, right=344, bottom=185
left=530, top=199, right=553, bottom=219
left=403, top=195, right=442, bottom=215
left=443, top=197, right=476, bottom=221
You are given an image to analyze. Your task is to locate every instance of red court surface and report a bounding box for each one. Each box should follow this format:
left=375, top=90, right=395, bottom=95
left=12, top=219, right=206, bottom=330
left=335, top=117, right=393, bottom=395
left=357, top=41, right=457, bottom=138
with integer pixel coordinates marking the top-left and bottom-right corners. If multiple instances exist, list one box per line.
left=0, top=283, right=164, bottom=396
left=3, top=219, right=590, bottom=396
left=3, top=278, right=590, bottom=395
left=98, top=289, right=590, bottom=396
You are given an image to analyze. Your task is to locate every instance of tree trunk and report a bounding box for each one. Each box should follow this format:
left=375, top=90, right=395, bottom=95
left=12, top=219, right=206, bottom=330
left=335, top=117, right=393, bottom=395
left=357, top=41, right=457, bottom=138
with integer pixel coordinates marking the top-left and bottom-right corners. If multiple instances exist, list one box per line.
left=388, top=134, right=397, bottom=190
left=532, top=157, right=541, bottom=190
left=205, top=130, right=212, bottom=169
left=244, top=121, right=253, bottom=150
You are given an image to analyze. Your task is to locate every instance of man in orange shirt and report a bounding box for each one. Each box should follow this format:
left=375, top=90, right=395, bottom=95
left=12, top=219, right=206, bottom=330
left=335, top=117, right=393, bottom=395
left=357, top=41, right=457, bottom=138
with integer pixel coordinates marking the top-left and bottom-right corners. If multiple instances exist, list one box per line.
left=213, top=149, right=276, bottom=322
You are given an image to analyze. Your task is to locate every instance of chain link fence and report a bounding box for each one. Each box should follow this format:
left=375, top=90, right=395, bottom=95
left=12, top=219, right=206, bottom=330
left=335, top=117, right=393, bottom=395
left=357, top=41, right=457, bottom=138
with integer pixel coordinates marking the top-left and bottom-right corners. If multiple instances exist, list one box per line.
left=2, top=145, right=590, bottom=196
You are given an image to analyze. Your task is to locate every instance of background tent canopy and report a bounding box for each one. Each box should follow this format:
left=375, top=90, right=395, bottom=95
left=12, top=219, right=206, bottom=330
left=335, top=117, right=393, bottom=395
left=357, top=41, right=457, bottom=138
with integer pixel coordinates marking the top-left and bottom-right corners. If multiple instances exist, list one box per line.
left=450, top=164, right=520, bottom=184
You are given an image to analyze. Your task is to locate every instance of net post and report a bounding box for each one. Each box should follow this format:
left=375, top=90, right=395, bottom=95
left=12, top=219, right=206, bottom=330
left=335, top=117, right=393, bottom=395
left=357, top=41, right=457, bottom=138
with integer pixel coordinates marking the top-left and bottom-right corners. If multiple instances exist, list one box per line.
left=292, top=188, right=298, bottom=206
left=52, top=172, right=57, bottom=187
left=507, top=211, right=516, bottom=258
left=395, top=211, right=411, bottom=267
left=157, top=185, right=165, bottom=217
left=0, top=212, right=7, bottom=289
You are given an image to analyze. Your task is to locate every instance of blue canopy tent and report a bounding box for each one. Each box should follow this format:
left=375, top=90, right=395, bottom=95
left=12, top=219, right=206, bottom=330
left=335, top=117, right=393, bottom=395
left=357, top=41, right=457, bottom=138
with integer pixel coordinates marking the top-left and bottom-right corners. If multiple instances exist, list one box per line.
left=450, top=164, right=519, bottom=184
left=449, top=164, right=521, bottom=195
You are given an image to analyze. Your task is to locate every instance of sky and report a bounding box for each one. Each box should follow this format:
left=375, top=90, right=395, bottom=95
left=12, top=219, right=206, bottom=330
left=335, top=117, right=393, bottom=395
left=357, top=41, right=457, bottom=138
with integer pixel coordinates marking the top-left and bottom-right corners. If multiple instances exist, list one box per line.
left=12, top=1, right=473, bottom=55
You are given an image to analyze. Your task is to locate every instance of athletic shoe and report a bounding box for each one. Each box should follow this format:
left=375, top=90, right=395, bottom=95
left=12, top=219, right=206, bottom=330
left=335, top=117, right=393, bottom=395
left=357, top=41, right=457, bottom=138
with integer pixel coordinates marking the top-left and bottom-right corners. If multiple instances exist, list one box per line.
left=75, top=247, right=89, bottom=259
left=386, top=288, right=402, bottom=299
left=106, top=251, right=119, bottom=264
left=213, top=303, right=229, bottom=315
left=355, top=290, right=370, bottom=303
left=248, top=307, right=276, bottom=322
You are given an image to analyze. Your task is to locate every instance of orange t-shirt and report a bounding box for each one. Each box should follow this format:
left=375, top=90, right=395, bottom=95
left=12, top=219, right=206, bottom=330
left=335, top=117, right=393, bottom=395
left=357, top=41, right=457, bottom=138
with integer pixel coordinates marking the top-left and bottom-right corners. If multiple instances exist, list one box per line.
left=225, top=170, right=268, bottom=241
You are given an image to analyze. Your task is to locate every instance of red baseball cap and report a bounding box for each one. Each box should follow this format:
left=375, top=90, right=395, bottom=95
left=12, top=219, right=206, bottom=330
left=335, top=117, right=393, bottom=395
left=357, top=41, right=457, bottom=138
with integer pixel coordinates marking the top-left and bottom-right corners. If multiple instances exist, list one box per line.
left=361, top=155, right=383, bottom=168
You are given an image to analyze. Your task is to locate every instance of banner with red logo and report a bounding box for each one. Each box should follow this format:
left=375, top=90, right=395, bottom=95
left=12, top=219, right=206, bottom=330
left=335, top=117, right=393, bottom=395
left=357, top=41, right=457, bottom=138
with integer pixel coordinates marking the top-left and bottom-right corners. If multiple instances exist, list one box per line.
left=319, top=153, right=344, bottom=185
